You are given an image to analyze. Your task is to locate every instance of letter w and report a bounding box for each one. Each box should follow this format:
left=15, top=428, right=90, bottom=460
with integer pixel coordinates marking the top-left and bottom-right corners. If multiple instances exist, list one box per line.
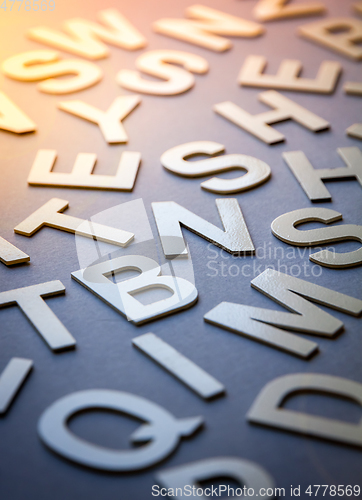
left=27, top=9, right=146, bottom=59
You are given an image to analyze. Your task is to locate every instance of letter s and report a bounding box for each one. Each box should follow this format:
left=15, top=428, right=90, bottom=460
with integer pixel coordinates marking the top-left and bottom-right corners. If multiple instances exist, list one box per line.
left=271, top=207, right=362, bottom=268
left=117, top=49, right=208, bottom=95
left=2, top=50, right=102, bottom=94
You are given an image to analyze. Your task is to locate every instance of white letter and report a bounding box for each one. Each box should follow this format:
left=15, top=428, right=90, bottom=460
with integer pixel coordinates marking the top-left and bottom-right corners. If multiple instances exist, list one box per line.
left=153, top=4, right=263, bottom=52
left=254, top=0, right=325, bottom=22
left=152, top=199, right=254, bottom=258
left=204, top=268, right=362, bottom=358
left=14, top=198, right=134, bottom=247
left=238, top=56, right=341, bottom=94
left=132, top=333, right=225, bottom=399
left=161, top=141, right=271, bottom=194
left=2, top=50, right=102, bottom=94
left=28, top=149, right=141, bottom=191
left=71, top=255, right=198, bottom=324
left=58, top=95, right=140, bottom=144
left=38, top=389, right=203, bottom=470
left=248, top=373, right=362, bottom=447
left=299, top=18, right=362, bottom=61
left=0, top=91, right=36, bottom=134
left=283, top=147, right=362, bottom=201
left=0, top=281, right=76, bottom=351
left=0, top=236, right=29, bottom=266
left=271, top=207, right=362, bottom=268
left=117, top=50, right=208, bottom=96
left=0, top=358, right=33, bottom=414
left=347, top=124, right=362, bottom=140
left=27, top=9, right=146, bottom=59
left=214, top=91, right=329, bottom=144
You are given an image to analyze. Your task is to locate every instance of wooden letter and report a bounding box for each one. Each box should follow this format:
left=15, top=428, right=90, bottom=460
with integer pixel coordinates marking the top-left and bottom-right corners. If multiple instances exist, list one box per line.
left=0, top=91, right=36, bottom=134
left=347, top=124, right=362, bottom=140
left=0, top=281, right=76, bottom=351
left=72, top=255, right=198, bottom=325
left=27, top=9, right=146, bottom=59
left=132, top=333, right=225, bottom=399
left=248, top=373, right=362, bottom=447
left=117, top=50, right=208, bottom=96
left=28, top=150, right=141, bottom=191
left=238, top=56, right=341, bottom=94
left=214, top=91, right=329, bottom=144
left=299, top=18, right=362, bottom=61
left=38, top=390, right=203, bottom=471
left=153, top=4, right=263, bottom=52
left=271, top=207, right=362, bottom=268
left=344, top=81, right=362, bottom=96
left=161, top=141, right=271, bottom=194
left=152, top=199, right=254, bottom=258
left=14, top=198, right=134, bottom=247
left=254, top=0, right=326, bottom=22
left=0, top=237, right=30, bottom=266
left=58, top=95, right=140, bottom=144
left=2, top=50, right=102, bottom=94
left=283, top=147, right=362, bottom=201
left=354, top=2, right=362, bottom=15
left=204, top=269, right=362, bottom=358
left=0, top=358, right=33, bottom=414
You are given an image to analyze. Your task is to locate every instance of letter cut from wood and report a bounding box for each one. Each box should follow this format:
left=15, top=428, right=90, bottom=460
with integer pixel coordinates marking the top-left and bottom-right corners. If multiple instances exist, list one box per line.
left=299, top=18, right=362, bottom=61
left=271, top=207, right=362, bottom=268
left=14, top=198, right=134, bottom=246
left=28, top=150, right=141, bottom=191
left=248, top=373, right=362, bottom=447
left=2, top=50, right=102, bottom=94
left=214, top=91, right=329, bottom=144
left=27, top=9, right=146, bottom=59
left=117, top=50, right=208, bottom=96
left=132, top=333, right=225, bottom=399
left=253, top=0, right=326, bottom=22
left=283, top=147, right=362, bottom=201
left=0, top=281, right=76, bottom=351
left=0, top=237, right=30, bottom=266
left=152, top=199, right=255, bottom=258
left=204, top=268, right=362, bottom=358
left=347, top=124, right=362, bottom=140
left=0, top=358, right=33, bottom=414
left=153, top=4, right=263, bottom=52
left=58, top=95, right=141, bottom=144
left=0, top=91, right=36, bottom=134
left=161, top=141, right=271, bottom=194
left=238, top=56, right=341, bottom=94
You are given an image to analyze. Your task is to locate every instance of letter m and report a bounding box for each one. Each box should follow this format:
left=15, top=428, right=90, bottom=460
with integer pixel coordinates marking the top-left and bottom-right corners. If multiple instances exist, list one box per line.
left=204, top=268, right=362, bottom=358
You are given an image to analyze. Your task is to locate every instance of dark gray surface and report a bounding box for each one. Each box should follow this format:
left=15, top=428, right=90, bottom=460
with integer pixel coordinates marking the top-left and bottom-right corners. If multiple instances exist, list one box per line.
left=0, top=0, right=361, bottom=498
